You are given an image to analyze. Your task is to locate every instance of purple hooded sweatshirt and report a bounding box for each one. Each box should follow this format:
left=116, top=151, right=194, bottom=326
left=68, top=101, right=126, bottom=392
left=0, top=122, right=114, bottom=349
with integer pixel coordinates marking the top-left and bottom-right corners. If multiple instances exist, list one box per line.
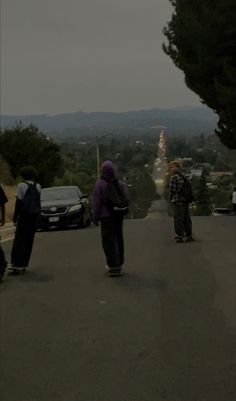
left=92, top=160, right=125, bottom=224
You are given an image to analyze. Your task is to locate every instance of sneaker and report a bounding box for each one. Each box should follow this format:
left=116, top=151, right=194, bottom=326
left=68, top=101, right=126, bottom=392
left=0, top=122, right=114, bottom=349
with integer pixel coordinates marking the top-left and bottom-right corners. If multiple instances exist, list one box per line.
left=108, top=268, right=123, bottom=277
left=7, top=265, right=25, bottom=274
left=175, top=237, right=183, bottom=243
left=184, top=236, right=195, bottom=243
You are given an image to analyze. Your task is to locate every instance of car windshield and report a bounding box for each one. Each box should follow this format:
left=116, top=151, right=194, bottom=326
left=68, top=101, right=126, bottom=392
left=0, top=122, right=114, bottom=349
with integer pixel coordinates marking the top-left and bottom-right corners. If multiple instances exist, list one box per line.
left=41, top=187, right=81, bottom=201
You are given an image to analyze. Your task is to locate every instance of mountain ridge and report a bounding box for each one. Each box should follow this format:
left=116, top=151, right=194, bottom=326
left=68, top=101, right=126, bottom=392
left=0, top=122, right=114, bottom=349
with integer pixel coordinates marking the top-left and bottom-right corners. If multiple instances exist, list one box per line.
left=0, top=106, right=217, bottom=136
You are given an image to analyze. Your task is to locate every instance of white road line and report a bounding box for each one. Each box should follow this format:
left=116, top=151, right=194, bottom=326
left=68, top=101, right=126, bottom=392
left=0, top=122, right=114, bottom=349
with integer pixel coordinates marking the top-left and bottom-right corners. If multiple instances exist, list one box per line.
left=0, top=227, right=15, bottom=233
left=1, top=236, right=15, bottom=243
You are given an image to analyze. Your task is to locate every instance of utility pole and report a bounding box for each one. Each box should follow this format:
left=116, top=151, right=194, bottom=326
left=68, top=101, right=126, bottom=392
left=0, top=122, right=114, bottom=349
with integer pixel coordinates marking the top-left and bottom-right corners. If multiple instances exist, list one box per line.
left=96, top=133, right=113, bottom=179
left=96, top=142, right=100, bottom=180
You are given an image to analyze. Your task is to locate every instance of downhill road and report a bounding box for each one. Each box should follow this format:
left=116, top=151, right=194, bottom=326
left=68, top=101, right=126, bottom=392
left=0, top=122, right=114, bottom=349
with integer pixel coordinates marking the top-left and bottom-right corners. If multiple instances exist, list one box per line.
left=1, top=216, right=236, bottom=401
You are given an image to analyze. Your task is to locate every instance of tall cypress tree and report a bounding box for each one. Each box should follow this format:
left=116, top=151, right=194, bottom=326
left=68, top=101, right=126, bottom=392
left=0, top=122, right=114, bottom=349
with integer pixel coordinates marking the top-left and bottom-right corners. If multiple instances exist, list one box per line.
left=163, top=0, right=236, bottom=149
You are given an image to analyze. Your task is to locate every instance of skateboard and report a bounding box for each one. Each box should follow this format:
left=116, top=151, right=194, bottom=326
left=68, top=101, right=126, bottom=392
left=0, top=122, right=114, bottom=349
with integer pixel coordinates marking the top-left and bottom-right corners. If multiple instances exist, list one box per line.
left=7, top=265, right=26, bottom=274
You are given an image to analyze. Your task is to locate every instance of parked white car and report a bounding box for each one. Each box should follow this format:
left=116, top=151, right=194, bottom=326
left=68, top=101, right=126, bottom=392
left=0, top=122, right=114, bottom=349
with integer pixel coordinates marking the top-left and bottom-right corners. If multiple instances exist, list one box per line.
left=211, top=208, right=234, bottom=216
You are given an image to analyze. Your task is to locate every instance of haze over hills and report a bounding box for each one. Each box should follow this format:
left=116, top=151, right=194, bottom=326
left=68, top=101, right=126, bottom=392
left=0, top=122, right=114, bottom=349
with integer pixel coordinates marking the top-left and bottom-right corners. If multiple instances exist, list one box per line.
left=0, top=106, right=217, bottom=137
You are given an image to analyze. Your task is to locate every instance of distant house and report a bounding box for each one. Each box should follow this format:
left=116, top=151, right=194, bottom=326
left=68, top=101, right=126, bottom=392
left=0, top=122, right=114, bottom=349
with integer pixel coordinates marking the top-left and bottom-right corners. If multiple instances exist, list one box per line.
left=190, top=168, right=203, bottom=177
left=180, top=158, right=193, bottom=162
left=199, top=162, right=213, bottom=170
left=179, top=157, right=193, bottom=167
left=206, top=182, right=217, bottom=189
left=209, top=172, right=233, bottom=181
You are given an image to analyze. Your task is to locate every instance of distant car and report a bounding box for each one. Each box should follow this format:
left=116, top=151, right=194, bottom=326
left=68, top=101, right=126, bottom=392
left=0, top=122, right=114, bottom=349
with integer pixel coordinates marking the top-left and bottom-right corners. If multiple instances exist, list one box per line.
left=38, top=186, right=91, bottom=230
left=211, top=207, right=234, bottom=216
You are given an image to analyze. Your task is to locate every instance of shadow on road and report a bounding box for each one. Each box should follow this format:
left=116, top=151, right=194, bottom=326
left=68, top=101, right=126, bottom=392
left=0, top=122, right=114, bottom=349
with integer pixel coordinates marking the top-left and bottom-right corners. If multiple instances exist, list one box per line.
left=111, top=272, right=169, bottom=292
left=7, top=270, right=55, bottom=283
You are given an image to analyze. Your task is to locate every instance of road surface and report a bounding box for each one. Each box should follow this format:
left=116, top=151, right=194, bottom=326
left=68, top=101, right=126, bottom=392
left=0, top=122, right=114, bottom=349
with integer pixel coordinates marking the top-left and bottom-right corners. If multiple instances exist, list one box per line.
left=1, top=216, right=236, bottom=401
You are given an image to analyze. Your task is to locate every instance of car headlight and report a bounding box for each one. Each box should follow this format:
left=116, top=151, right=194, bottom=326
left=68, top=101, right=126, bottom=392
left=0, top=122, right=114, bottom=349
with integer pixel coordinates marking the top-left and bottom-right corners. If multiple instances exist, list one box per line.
left=69, top=204, right=82, bottom=212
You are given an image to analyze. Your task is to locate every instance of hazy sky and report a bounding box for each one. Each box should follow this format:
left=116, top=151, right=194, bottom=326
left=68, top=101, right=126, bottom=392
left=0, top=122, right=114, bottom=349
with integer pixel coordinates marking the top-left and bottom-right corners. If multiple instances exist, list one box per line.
left=1, top=0, right=201, bottom=115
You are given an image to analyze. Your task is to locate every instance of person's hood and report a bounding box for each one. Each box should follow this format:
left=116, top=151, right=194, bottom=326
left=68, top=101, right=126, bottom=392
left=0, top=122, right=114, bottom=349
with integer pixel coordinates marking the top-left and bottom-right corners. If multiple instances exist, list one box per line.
left=101, top=160, right=117, bottom=181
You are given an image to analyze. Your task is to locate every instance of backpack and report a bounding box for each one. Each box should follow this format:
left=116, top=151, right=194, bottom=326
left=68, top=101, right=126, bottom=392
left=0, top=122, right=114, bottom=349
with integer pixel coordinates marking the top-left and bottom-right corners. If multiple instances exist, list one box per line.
left=104, top=179, right=129, bottom=216
left=179, top=174, right=194, bottom=204
left=22, top=183, right=41, bottom=216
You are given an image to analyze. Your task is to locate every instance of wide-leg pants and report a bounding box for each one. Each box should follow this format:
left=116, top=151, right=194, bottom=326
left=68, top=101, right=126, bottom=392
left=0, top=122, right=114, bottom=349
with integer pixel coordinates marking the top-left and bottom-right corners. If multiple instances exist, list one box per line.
left=11, top=214, right=38, bottom=267
left=101, top=216, right=124, bottom=269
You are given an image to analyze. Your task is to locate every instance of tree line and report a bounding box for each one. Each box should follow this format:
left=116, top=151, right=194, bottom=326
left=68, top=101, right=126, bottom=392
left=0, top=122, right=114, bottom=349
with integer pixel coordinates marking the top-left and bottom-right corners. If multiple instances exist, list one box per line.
left=1, top=123, right=234, bottom=217
left=0, top=124, right=157, bottom=219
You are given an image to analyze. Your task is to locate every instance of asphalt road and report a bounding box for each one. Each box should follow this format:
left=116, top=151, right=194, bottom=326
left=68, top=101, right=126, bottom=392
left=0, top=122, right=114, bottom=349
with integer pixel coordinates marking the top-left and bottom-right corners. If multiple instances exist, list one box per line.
left=1, top=216, right=236, bottom=401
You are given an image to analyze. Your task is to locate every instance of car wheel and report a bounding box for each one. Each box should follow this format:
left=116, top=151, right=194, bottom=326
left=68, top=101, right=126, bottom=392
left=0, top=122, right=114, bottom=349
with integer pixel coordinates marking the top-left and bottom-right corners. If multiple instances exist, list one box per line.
left=78, top=212, right=87, bottom=228
left=86, top=215, right=91, bottom=226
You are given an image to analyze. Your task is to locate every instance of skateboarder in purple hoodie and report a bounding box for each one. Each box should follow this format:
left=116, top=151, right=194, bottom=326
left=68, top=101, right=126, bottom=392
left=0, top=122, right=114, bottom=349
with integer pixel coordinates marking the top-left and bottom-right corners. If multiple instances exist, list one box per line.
left=92, top=160, right=129, bottom=277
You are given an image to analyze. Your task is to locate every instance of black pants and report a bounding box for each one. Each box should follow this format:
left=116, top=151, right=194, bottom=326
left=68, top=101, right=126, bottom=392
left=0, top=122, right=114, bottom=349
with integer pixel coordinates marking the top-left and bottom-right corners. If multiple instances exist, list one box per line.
left=11, top=214, right=38, bottom=268
left=0, top=245, right=7, bottom=277
left=173, top=202, right=192, bottom=238
left=101, top=216, right=124, bottom=269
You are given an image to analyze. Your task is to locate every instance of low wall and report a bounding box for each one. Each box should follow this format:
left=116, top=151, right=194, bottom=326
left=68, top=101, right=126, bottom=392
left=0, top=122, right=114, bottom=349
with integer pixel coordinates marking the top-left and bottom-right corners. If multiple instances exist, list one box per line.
left=2, top=185, right=16, bottom=223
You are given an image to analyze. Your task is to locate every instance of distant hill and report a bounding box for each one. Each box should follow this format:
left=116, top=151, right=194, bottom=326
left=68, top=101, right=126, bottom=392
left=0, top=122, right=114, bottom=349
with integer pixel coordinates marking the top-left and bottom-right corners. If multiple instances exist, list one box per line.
left=0, top=106, right=217, bottom=137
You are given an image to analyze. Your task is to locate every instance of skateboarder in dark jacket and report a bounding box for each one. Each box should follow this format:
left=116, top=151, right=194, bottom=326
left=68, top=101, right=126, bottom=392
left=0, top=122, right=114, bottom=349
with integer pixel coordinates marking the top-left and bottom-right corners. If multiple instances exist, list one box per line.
left=169, top=160, right=193, bottom=243
left=10, top=166, right=41, bottom=271
left=0, top=185, right=8, bottom=282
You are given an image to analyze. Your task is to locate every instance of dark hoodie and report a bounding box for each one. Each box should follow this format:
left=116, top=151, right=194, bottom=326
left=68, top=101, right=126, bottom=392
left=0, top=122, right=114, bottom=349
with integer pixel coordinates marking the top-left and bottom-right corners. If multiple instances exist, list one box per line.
left=92, top=160, right=120, bottom=224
